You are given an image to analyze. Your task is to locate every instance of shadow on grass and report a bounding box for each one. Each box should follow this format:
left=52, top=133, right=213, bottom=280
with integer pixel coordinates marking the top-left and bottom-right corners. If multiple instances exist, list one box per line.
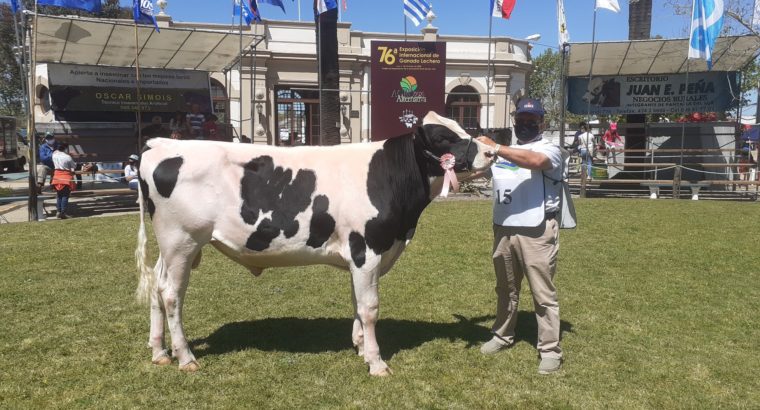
left=190, top=313, right=573, bottom=360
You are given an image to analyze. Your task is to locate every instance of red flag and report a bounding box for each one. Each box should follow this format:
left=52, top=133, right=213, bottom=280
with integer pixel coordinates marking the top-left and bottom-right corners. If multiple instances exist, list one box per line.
left=501, top=0, right=516, bottom=19
left=342, top=0, right=347, bottom=11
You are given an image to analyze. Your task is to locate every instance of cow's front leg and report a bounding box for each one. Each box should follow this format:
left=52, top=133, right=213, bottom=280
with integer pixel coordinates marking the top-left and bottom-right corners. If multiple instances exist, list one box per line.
left=149, top=256, right=171, bottom=365
left=351, top=260, right=390, bottom=376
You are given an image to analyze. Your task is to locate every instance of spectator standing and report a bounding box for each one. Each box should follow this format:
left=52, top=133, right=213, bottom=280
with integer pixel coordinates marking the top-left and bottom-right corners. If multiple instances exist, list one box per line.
left=202, top=114, right=219, bottom=140
left=571, top=121, right=586, bottom=153
left=186, top=104, right=205, bottom=139
left=475, top=98, right=564, bottom=375
left=169, top=111, right=187, bottom=139
left=577, top=124, right=596, bottom=179
left=37, top=132, right=57, bottom=193
left=51, top=143, right=77, bottom=219
left=124, top=154, right=140, bottom=191
left=602, top=122, right=623, bottom=164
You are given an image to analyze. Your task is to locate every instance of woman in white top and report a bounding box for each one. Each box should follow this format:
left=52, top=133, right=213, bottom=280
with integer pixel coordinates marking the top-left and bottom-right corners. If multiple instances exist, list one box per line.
left=124, top=154, right=140, bottom=191
left=51, top=143, right=77, bottom=219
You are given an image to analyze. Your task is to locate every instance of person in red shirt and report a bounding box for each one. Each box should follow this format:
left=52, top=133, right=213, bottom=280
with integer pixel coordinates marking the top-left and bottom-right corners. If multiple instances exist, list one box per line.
left=202, top=114, right=219, bottom=141
left=602, top=122, right=623, bottom=164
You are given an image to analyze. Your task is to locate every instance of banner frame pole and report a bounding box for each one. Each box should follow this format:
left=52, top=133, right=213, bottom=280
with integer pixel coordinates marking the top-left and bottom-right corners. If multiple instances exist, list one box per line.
left=27, top=3, right=40, bottom=221
left=133, top=22, right=143, bottom=150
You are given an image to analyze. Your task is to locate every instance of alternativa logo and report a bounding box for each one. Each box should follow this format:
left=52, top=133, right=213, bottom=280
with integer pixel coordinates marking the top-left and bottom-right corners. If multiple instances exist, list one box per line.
left=400, top=76, right=418, bottom=93
left=393, top=76, right=427, bottom=103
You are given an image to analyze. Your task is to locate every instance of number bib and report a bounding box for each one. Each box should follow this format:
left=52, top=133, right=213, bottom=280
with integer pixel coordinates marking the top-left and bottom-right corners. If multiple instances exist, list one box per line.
left=492, top=161, right=545, bottom=227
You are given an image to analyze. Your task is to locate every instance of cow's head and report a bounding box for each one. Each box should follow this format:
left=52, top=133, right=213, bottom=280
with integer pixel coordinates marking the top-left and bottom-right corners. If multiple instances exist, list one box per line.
left=417, top=111, right=493, bottom=177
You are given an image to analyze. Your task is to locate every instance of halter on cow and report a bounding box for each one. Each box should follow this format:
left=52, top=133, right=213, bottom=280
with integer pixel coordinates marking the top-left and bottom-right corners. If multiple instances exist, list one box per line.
left=134, top=111, right=493, bottom=376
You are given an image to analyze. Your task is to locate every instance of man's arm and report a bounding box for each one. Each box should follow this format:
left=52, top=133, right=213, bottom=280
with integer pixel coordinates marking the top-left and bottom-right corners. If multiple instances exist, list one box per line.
left=476, top=136, right=551, bottom=171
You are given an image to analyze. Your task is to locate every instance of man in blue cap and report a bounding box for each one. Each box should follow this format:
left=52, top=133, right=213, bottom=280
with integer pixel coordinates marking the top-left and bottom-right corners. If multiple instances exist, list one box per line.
left=475, top=98, right=564, bottom=374
left=37, top=132, right=57, bottom=193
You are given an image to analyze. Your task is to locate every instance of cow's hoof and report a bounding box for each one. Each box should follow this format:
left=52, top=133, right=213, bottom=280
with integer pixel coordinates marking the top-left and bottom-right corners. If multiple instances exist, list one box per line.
left=152, top=355, right=172, bottom=366
left=353, top=344, right=364, bottom=357
left=370, top=367, right=392, bottom=377
left=179, top=360, right=200, bottom=372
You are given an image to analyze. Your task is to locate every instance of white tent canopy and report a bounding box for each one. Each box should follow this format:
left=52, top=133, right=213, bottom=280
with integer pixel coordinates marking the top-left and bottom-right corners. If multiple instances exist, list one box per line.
left=34, top=15, right=256, bottom=71
left=568, top=35, right=760, bottom=77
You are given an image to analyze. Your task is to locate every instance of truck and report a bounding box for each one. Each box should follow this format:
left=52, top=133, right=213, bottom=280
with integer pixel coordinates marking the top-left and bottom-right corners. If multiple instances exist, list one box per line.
left=0, top=116, right=28, bottom=173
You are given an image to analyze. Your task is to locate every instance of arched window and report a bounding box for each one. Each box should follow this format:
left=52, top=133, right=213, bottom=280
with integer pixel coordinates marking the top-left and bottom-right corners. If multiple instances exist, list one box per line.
left=446, top=85, right=481, bottom=131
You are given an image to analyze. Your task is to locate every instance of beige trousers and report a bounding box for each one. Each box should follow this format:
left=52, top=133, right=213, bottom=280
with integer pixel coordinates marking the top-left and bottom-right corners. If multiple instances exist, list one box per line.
left=490, top=219, right=562, bottom=359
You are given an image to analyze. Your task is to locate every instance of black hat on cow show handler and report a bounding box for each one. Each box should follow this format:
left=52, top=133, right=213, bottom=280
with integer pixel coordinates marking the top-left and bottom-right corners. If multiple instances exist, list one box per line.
left=516, top=98, right=545, bottom=117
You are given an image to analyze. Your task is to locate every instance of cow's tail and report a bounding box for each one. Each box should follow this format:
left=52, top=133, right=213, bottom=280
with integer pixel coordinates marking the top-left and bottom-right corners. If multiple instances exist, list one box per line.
left=135, top=176, right=155, bottom=304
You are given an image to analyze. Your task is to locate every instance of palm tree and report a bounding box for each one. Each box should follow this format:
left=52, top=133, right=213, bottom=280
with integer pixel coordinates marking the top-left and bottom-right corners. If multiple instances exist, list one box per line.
left=316, top=8, right=341, bottom=146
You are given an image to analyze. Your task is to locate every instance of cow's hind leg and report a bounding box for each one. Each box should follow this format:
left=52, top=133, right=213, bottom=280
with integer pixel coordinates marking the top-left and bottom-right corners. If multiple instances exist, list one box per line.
left=351, top=258, right=390, bottom=376
left=156, top=232, right=205, bottom=372
left=149, top=255, right=171, bottom=365
left=350, top=280, right=364, bottom=357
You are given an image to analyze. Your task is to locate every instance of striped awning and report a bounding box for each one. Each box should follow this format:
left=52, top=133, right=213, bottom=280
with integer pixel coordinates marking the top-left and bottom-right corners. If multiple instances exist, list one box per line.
left=33, top=14, right=256, bottom=72
left=568, top=35, right=760, bottom=77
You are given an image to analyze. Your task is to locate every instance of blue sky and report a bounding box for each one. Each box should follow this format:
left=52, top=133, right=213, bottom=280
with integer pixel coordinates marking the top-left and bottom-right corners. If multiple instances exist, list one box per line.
left=121, top=0, right=692, bottom=52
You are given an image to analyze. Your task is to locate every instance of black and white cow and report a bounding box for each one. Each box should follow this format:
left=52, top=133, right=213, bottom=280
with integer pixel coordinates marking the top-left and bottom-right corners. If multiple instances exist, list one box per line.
left=135, top=112, right=493, bottom=376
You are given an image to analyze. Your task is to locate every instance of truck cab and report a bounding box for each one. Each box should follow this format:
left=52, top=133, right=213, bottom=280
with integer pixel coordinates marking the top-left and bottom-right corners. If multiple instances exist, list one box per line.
left=0, top=117, right=27, bottom=173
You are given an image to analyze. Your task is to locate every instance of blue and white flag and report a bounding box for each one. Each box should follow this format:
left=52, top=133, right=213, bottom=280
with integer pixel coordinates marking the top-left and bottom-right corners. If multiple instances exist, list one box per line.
left=688, top=0, right=724, bottom=70
left=315, top=0, right=338, bottom=15
left=38, top=0, right=102, bottom=13
left=234, top=0, right=258, bottom=25
left=133, top=0, right=160, bottom=32
left=10, top=0, right=20, bottom=13
left=259, top=0, right=285, bottom=13
left=404, top=0, right=430, bottom=27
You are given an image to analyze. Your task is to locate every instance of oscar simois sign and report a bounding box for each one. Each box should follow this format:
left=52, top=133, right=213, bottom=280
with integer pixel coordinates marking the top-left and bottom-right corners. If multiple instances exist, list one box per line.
left=370, top=41, right=446, bottom=141
left=47, top=63, right=211, bottom=113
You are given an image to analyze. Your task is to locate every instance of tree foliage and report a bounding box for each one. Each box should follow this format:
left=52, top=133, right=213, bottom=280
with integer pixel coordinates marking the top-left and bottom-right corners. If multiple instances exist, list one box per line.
left=528, top=49, right=561, bottom=127
left=0, top=5, right=25, bottom=117
left=527, top=48, right=582, bottom=128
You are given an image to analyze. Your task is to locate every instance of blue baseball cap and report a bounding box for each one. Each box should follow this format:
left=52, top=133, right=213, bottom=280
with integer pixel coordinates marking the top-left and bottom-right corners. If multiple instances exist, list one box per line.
left=515, top=98, right=545, bottom=117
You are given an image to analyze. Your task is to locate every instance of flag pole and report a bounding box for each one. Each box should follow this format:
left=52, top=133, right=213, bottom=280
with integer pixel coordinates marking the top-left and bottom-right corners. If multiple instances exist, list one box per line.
left=27, top=1, right=40, bottom=221
left=318, top=10, right=323, bottom=146
left=404, top=11, right=407, bottom=42
left=559, top=42, right=569, bottom=147
left=585, top=3, right=599, bottom=130
left=239, top=3, right=244, bottom=141
left=486, top=14, right=493, bottom=131
left=251, top=19, right=258, bottom=144
left=134, top=22, right=143, bottom=150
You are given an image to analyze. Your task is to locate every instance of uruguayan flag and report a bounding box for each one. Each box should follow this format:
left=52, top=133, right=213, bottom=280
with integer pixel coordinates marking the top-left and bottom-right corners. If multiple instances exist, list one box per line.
left=404, top=0, right=430, bottom=27
left=688, top=0, right=724, bottom=70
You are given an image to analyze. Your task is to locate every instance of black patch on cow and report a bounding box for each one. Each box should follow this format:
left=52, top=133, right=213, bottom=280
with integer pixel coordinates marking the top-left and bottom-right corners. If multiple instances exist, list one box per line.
left=364, top=135, right=431, bottom=255
left=348, top=232, right=366, bottom=268
left=418, top=124, right=475, bottom=176
left=137, top=174, right=155, bottom=218
left=306, top=195, right=335, bottom=248
left=240, top=156, right=317, bottom=251
left=153, top=157, right=183, bottom=198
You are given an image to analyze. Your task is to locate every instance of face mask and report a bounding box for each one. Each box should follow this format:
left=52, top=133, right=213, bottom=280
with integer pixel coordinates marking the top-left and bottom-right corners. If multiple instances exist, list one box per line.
left=46, top=140, right=55, bottom=146
left=514, top=123, right=540, bottom=142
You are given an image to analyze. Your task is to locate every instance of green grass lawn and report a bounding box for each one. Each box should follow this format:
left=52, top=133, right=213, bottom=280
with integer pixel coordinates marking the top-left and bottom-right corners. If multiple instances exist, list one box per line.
left=1, top=199, right=759, bottom=408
